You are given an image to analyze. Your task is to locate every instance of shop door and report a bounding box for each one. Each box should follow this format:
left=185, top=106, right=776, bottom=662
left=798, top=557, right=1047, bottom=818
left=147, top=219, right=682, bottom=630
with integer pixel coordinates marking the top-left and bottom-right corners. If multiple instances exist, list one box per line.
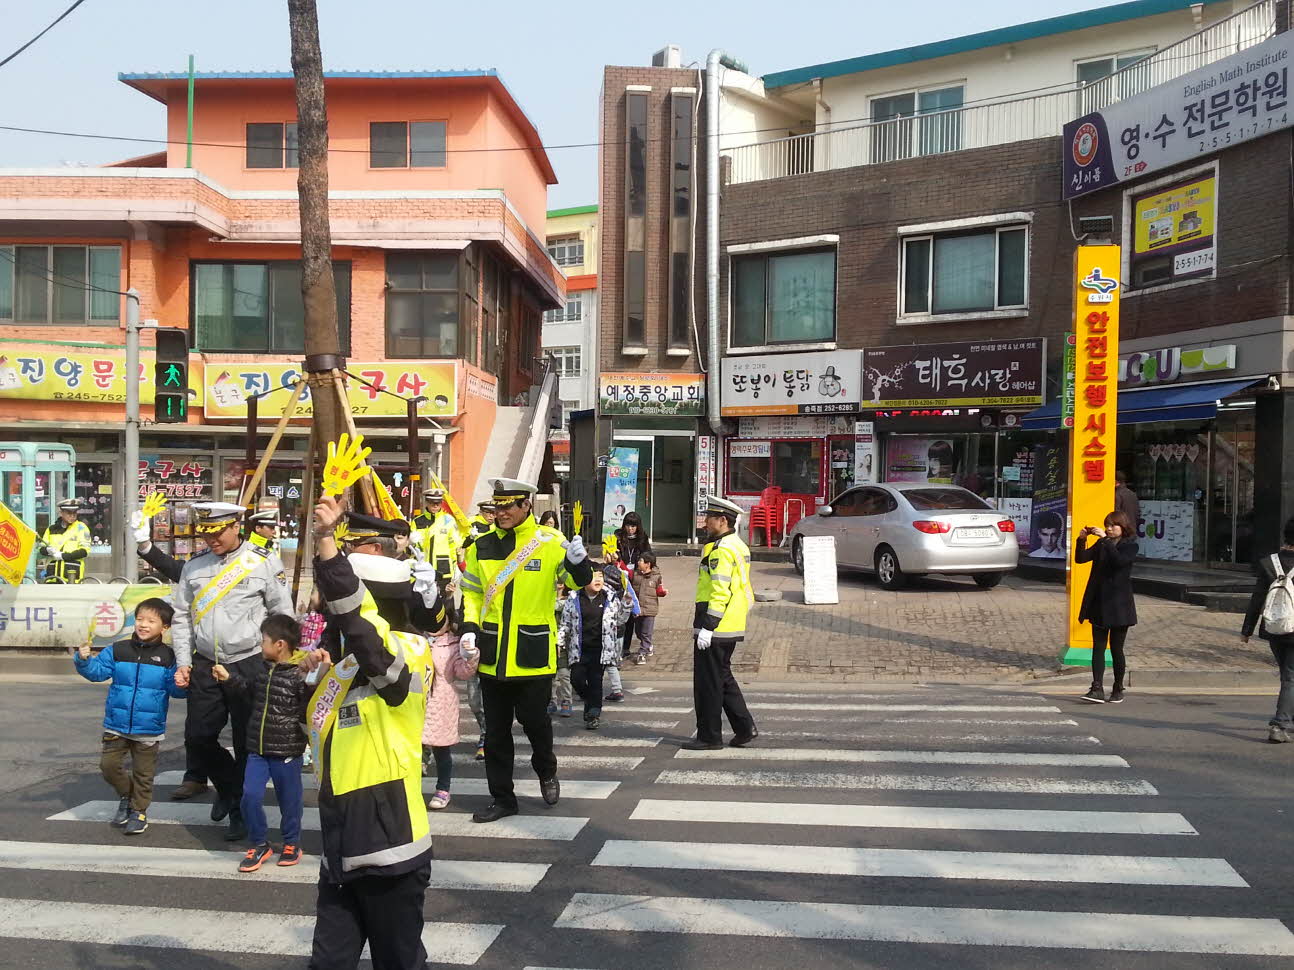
left=1210, top=408, right=1256, bottom=564
left=650, top=436, right=696, bottom=543
left=607, top=438, right=655, bottom=539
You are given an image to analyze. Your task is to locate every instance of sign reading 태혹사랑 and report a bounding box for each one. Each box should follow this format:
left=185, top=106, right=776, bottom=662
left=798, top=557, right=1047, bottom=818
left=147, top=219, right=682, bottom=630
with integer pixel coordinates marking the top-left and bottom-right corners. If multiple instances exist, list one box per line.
left=863, top=339, right=1045, bottom=408
left=599, top=372, right=705, bottom=416
left=1063, top=29, right=1293, bottom=199
left=721, top=350, right=863, bottom=416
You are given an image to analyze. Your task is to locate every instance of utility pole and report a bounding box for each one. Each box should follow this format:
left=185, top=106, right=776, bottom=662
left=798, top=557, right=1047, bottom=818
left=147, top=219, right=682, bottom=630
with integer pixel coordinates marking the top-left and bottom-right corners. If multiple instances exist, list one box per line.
left=287, top=0, right=345, bottom=459
left=123, top=289, right=140, bottom=583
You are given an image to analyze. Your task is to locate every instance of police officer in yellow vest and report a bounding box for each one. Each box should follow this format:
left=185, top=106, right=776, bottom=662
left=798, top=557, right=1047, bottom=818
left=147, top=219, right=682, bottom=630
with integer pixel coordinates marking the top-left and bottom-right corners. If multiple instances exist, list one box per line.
left=301, top=496, right=450, bottom=970
left=41, top=499, right=92, bottom=583
left=247, top=508, right=279, bottom=555
left=460, top=478, right=592, bottom=823
left=682, top=495, right=758, bottom=750
left=413, top=488, right=461, bottom=584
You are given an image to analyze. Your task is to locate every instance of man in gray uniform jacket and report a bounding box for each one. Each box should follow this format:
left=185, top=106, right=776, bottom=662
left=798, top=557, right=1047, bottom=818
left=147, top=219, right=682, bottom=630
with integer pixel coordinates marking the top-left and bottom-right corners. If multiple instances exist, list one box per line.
left=172, top=502, right=293, bottom=839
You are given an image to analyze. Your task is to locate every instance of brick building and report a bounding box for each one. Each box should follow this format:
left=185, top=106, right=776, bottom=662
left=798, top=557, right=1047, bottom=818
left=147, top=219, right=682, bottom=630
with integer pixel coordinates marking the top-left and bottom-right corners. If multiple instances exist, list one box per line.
left=592, top=0, right=1294, bottom=565
left=0, top=69, right=563, bottom=577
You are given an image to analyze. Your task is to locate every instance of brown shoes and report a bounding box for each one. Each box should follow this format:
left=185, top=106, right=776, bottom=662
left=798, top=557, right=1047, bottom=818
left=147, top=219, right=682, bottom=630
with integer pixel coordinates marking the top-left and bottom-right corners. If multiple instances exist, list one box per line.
left=169, top=780, right=209, bottom=801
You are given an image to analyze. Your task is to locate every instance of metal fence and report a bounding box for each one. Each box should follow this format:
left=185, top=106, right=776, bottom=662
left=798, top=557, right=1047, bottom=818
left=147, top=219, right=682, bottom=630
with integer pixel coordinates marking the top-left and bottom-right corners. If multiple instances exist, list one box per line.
left=726, top=0, right=1277, bottom=184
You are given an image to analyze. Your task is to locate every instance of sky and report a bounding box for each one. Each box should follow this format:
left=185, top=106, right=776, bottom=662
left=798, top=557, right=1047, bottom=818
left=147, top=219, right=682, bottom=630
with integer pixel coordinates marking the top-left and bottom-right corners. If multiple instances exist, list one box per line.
left=1, top=0, right=1137, bottom=210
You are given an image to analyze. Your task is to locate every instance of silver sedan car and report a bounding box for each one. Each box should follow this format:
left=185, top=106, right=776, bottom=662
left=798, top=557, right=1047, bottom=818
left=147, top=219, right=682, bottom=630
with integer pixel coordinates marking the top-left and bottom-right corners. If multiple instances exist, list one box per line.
left=790, top=482, right=1020, bottom=590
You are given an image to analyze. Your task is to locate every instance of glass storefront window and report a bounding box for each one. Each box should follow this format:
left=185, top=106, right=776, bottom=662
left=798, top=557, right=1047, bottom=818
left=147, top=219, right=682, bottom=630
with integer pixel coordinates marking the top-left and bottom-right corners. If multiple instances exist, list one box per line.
left=75, top=462, right=114, bottom=550
left=728, top=456, right=772, bottom=493
left=773, top=440, right=822, bottom=494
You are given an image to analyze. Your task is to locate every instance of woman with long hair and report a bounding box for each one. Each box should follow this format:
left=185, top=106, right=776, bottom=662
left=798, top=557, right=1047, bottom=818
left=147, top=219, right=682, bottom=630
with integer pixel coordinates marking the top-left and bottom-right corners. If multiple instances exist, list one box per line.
left=1076, top=509, right=1139, bottom=704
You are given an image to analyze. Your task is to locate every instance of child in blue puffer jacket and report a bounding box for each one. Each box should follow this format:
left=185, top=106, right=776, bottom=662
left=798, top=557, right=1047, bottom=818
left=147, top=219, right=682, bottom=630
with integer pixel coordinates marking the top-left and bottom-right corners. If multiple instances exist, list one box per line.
left=74, top=597, right=186, bottom=835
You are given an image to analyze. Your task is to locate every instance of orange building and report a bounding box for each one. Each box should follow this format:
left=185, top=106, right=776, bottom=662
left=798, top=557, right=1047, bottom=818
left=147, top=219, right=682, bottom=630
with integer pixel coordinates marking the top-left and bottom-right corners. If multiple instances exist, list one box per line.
left=0, top=70, right=564, bottom=577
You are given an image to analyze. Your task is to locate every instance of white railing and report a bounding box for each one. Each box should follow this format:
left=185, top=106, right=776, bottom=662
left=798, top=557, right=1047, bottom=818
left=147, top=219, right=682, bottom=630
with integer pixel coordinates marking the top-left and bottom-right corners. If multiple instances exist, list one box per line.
left=726, top=0, right=1278, bottom=184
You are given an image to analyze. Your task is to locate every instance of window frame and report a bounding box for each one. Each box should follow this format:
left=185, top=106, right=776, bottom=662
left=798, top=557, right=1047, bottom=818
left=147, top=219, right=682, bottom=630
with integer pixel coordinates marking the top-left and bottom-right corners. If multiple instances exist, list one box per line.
left=869, top=83, right=965, bottom=162
left=368, top=120, right=448, bottom=170
left=1074, top=48, right=1156, bottom=86
left=724, top=436, right=826, bottom=497
left=189, top=258, right=351, bottom=354
left=1120, top=160, right=1220, bottom=297
left=543, top=296, right=583, bottom=324
left=0, top=244, right=122, bottom=326
left=383, top=251, right=463, bottom=360
left=245, top=121, right=299, bottom=169
left=898, top=220, right=1030, bottom=324
left=547, top=235, right=585, bottom=268
left=727, top=246, right=838, bottom=351
left=548, top=346, right=582, bottom=378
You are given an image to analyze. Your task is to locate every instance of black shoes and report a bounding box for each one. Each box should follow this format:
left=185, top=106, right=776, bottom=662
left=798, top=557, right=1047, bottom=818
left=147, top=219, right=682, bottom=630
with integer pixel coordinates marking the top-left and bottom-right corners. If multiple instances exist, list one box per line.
left=210, top=797, right=231, bottom=822
left=224, top=809, right=247, bottom=842
left=1081, top=686, right=1106, bottom=704
left=541, top=775, right=561, bottom=806
left=472, top=801, right=519, bottom=823
left=730, top=728, right=759, bottom=747
left=585, top=716, right=601, bottom=731
left=111, top=797, right=129, bottom=827
left=1268, top=725, right=1291, bottom=744
left=680, top=738, right=724, bottom=751
left=1108, top=687, right=1125, bottom=704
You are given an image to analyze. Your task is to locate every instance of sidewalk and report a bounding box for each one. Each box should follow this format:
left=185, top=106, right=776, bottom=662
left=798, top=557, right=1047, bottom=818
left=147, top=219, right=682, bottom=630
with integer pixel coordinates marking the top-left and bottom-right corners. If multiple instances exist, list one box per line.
left=633, top=556, right=1276, bottom=685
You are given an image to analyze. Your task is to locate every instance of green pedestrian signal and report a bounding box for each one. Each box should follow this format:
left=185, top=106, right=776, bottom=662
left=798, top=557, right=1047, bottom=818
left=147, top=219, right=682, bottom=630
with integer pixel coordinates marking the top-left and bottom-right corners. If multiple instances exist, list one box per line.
left=154, top=329, right=190, bottom=424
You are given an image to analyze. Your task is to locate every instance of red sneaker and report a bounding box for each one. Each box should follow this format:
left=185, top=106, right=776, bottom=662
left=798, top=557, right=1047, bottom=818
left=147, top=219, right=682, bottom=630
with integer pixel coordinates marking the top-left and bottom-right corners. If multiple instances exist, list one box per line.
left=277, top=844, right=302, bottom=867
left=238, top=843, right=274, bottom=873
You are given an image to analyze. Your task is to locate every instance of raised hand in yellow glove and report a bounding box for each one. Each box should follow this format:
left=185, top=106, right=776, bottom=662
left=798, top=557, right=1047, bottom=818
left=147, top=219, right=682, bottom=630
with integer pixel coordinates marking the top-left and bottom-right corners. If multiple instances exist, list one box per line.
left=141, top=492, right=167, bottom=519
left=321, top=432, right=372, bottom=498
left=571, top=500, right=583, bottom=537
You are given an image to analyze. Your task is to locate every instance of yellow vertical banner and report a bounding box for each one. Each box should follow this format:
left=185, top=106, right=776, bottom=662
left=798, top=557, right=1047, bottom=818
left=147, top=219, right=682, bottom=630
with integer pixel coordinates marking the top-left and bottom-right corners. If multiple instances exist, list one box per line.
left=1063, top=245, right=1121, bottom=664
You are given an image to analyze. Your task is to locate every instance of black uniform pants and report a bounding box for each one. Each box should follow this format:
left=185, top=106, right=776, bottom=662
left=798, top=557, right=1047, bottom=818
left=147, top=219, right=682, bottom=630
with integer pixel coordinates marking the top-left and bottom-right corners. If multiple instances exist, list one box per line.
left=184, top=653, right=258, bottom=806
left=479, top=674, right=556, bottom=808
left=693, top=637, right=755, bottom=744
left=570, top=661, right=606, bottom=721
left=309, top=863, right=430, bottom=970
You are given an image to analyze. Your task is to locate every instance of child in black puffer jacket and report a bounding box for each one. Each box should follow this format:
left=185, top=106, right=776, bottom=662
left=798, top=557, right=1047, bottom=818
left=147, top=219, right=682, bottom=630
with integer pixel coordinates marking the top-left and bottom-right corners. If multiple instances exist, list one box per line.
left=214, top=614, right=309, bottom=872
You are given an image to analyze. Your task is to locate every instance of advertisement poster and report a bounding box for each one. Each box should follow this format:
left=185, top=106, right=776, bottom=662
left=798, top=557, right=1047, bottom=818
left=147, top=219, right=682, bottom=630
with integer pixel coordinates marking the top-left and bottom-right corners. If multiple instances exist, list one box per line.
left=1028, top=442, right=1068, bottom=559
left=991, top=497, right=1034, bottom=551
left=885, top=437, right=956, bottom=484
left=600, top=372, right=705, bottom=417
left=853, top=421, right=877, bottom=485
left=863, top=339, right=1045, bottom=408
left=1137, top=500, right=1195, bottom=562
left=205, top=362, right=457, bottom=420
left=721, top=350, right=864, bottom=416
left=1063, top=29, right=1294, bottom=198
left=1132, top=175, right=1216, bottom=283
left=0, top=349, right=206, bottom=407
left=601, top=447, right=640, bottom=538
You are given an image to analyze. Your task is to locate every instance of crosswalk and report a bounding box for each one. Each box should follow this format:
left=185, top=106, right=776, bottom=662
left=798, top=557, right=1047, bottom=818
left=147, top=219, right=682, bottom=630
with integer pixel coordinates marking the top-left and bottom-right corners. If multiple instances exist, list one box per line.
left=2, top=684, right=1292, bottom=966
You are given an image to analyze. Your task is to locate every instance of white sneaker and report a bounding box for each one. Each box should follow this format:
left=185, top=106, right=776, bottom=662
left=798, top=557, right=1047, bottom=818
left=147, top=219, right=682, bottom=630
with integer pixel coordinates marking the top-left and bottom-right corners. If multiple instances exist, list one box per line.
left=428, top=790, right=451, bottom=810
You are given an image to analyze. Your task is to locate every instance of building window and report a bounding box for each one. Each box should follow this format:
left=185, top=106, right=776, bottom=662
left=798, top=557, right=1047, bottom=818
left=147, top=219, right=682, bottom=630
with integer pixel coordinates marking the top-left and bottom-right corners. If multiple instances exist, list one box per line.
left=370, top=121, right=447, bottom=168
left=870, top=85, right=964, bottom=163
left=548, top=236, right=584, bottom=267
left=192, top=261, right=351, bottom=353
left=668, top=90, right=695, bottom=350
left=0, top=245, right=121, bottom=325
left=901, top=226, right=1027, bottom=316
left=246, top=122, right=299, bottom=168
left=624, top=91, right=648, bottom=348
left=726, top=438, right=823, bottom=495
left=385, top=252, right=459, bottom=357
left=549, top=346, right=581, bottom=377
left=1127, top=171, right=1217, bottom=290
left=543, top=296, right=583, bottom=323
left=731, top=248, right=836, bottom=348
left=1076, top=50, right=1153, bottom=86
left=1077, top=50, right=1154, bottom=110
left=559, top=399, right=579, bottom=429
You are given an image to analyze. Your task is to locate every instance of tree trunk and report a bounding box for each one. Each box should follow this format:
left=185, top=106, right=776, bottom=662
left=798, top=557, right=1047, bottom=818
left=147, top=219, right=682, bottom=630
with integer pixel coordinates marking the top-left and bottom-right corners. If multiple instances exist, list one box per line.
left=287, top=0, right=345, bottom=459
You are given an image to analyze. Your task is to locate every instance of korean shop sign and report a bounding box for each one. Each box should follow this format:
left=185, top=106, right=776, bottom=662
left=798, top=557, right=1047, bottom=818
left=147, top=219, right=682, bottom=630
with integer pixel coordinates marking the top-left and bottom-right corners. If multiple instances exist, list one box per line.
left=1064, top=247, right=1120, bottom=667
left=599, top=372, right=705, bottom=416
left=0, top=349, right=206, bottom=406
left=863, top=339, right=1045, bottom=408
left=1118, top=343, right=1236, bottom=387
left=205, top=362, right=457, bottom=419
left=1131, top=174, right=1217, bottom=283
left=721, top=350, right=863, bottom=417
left=1063, top=29, right=1293, bottom=199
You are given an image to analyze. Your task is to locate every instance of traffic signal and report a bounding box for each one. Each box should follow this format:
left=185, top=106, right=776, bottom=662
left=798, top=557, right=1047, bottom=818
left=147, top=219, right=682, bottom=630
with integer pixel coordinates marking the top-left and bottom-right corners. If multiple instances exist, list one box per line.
left=154, top=328, right=190, bottom=423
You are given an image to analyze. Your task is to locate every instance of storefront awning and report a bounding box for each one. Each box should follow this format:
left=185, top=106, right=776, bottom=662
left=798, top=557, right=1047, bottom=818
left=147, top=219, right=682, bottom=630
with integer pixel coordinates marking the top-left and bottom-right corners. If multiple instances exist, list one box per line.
left=1021, top=378, right=1262, bottom=430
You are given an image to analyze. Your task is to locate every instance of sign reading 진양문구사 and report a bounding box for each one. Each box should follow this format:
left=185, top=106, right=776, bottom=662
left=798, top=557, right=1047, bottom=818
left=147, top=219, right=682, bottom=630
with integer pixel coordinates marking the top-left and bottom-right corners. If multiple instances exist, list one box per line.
left=205, top=362, right=457, bottom=419
left=599, top=372, right=705, bottom=416
left=1063, top=28, right=1294, bottom=199
left=1064, top=246, right=1120, bottom=666
left=721, top=350, right=863, bottom=416
left=863, top=339, right=1045, bottom=408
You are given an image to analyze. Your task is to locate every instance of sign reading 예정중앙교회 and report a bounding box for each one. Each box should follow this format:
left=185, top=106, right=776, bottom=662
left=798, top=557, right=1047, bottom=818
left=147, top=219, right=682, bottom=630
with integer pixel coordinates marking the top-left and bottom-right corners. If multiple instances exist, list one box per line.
left=1063, top=29, right=1294, bottom=199
left=721, top=350, right=864, bottom=416
left=599, top=373, right=705, bottom=416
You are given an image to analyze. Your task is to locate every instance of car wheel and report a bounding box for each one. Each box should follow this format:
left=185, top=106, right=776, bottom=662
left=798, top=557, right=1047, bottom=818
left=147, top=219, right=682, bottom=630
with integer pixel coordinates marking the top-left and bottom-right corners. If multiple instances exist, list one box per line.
left=791, top=537, right=805, bottom=576
left=875, top=547, right=906, bottom=590
left=973, top=572, right=1003, bottom=589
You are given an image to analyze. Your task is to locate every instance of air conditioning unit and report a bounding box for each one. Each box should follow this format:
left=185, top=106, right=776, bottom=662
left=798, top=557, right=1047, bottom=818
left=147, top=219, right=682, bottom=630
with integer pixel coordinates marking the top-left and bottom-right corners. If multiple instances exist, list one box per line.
left=652, top=45, right=682, bottom=68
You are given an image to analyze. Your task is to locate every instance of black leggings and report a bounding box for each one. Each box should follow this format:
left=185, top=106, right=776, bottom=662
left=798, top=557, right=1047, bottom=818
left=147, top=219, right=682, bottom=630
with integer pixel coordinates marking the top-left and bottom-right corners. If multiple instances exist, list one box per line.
left=1090, top=625, right=1128, bottom=687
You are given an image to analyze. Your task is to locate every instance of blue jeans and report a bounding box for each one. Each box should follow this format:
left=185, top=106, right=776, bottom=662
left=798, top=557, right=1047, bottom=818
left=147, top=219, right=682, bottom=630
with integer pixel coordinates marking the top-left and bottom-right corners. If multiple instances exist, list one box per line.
left=241, top=753, right=304, bottom=846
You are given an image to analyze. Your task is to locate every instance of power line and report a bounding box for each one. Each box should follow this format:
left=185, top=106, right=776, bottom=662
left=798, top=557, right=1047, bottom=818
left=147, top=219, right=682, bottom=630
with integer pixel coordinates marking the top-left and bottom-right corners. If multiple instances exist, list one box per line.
left=0, top=0, right=91, bottom=71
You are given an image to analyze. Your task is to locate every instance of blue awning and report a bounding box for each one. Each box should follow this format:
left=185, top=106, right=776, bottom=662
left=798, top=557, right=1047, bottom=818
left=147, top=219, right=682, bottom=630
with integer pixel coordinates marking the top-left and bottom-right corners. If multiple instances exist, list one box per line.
left=1020, top=378, right=1261, bottom=430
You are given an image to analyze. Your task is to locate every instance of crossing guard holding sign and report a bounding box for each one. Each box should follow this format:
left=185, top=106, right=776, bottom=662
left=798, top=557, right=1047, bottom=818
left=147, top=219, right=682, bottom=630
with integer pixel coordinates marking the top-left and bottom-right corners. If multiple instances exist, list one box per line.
left=40, top=499, right=91, bottom=584
left=459, top=478, right=593, bottom=823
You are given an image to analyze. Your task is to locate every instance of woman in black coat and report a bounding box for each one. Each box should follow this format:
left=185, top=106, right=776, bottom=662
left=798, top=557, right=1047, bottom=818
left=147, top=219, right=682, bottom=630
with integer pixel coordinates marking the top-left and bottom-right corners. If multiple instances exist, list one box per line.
left=1241, top=516, right=1294, bottom=743
left=1075, top=509, right=1138, bottom=704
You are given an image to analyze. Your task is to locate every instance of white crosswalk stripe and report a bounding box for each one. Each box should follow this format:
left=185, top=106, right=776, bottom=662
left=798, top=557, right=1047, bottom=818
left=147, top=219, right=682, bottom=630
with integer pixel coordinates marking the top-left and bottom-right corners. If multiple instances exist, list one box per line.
left=454, top=752, right=643, bottom=770
left=153, top=770, right=620, bottom=800
left=672, top=747, right=1129, bottom=767
left=0, top=898, right=504, bottom=963
left=758, top=731, right=1102, bottom=745
left=656, top=768, right=1158, bottom=795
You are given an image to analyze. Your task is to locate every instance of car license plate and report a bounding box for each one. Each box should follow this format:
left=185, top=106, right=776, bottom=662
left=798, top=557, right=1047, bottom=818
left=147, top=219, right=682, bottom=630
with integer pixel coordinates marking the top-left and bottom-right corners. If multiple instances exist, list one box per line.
left=957, top=527, right=994, bottom=539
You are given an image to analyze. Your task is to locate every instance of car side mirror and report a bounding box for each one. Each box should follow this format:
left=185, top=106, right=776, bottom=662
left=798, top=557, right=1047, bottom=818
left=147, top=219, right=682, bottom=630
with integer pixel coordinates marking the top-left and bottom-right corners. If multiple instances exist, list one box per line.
left=818, top=506, right=833, bottom=516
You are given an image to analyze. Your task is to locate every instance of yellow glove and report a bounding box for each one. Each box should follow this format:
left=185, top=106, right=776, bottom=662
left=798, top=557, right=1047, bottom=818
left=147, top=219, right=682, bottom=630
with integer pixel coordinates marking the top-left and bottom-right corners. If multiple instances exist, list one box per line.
left=321, top=432, right=372, bottom=498
left=141, top=492, right=167, bottom=519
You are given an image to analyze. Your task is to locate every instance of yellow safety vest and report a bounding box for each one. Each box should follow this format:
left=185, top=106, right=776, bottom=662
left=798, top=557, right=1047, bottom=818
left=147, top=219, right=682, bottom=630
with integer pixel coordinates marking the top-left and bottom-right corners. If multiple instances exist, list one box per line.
left=309, top=589, right=431, bottom=879
left=418, top=510, right=461, bottom=563
left=41, top=520, right=91, bottom=583
left=461, top=514, right=587, bottom=680
left=694, top=532, right=754, bottom=638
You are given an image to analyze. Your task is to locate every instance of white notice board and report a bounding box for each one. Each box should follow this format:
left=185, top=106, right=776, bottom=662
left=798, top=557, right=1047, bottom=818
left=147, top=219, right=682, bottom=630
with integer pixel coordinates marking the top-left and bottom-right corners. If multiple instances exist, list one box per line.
left=801, top=535, right=839, bottom=605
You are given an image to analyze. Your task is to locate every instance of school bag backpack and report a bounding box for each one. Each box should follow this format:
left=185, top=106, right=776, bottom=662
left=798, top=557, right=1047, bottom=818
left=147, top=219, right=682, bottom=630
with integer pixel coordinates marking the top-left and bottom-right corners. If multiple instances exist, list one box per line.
left=1261, top=554, right=1294, bottom=636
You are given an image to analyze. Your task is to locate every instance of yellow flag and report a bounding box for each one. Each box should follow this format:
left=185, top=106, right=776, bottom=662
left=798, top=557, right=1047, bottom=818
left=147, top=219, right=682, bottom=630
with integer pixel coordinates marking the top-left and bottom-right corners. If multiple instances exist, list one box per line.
left=0, top=503, right=38, bottom=586
left=371, top=474, right=404, bottom=522
left=430, top=474, right=471, bottom=533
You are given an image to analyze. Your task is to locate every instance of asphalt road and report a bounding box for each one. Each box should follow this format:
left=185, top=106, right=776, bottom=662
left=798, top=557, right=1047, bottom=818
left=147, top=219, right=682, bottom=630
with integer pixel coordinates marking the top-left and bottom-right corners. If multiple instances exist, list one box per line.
left=0, top=675, right=1290, bottom=969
